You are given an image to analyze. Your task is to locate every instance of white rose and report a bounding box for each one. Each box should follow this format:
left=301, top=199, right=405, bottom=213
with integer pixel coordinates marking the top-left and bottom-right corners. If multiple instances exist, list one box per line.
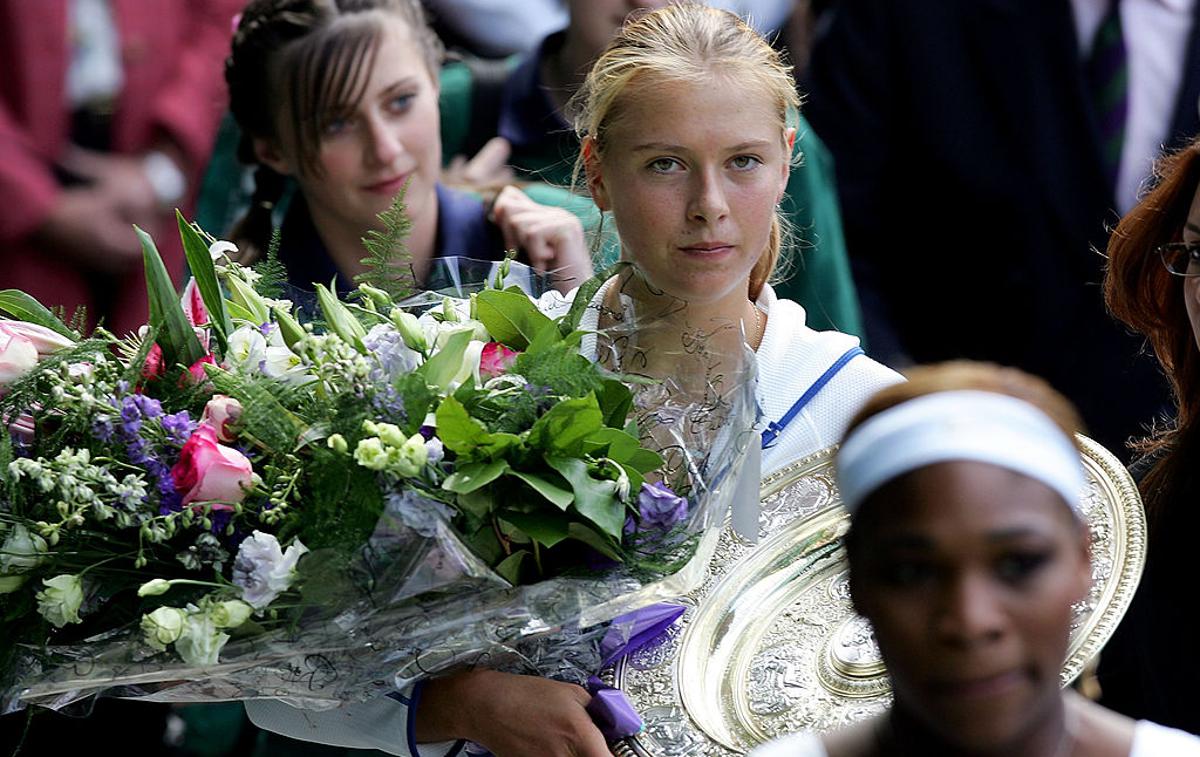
left=0, top=524, right=48, bottom=574
left=174, top=611, right=230, bottom=666
left=141, top=606, right=187, bottom=650
left=36, top=574, right=84, bottom=628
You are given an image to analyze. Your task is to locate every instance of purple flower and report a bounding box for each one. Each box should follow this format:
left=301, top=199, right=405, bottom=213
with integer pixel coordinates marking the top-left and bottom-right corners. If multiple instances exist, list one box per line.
left=93, top=416, right=114, bottom=442
left=637, top=482, right=688, bottom=531
left=161, top=410, right=197, bottom=445
left=133, top=394, right=162, bottom=419
left=120, top=397, right=141, bottom=425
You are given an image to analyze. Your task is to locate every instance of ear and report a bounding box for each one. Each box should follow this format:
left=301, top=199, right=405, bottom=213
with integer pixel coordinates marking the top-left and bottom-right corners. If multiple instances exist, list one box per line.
left=582, top=137, right=610, bottom=212
left=253, top=136, right=294, bottom=177
left=778, top=127, right=796, bottom=202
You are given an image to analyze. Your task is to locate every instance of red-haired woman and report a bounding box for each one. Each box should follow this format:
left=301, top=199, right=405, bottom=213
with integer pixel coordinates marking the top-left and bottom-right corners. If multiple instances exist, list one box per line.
left=1098, top=134, right=1200, bottom=734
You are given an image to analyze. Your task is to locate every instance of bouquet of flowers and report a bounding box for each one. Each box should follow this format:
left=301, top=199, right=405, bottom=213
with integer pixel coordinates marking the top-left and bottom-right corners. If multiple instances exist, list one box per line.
left=0, top=212, right=754, bottom=713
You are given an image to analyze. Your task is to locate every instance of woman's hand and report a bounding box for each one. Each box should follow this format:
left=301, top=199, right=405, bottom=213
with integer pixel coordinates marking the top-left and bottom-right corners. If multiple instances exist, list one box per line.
left=490, top=185, right=594, bottom=293
left=416, top=669, right=611, bottom=757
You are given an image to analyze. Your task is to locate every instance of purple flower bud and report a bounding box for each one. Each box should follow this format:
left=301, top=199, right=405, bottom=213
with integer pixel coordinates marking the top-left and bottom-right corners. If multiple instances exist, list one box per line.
left=133, top=394, right=162, bottom=419
left=93, top=416, right=114, bottom=442
left=637, top=482, right=688, bottom=531
left=161, top=410, right=197, bottom=445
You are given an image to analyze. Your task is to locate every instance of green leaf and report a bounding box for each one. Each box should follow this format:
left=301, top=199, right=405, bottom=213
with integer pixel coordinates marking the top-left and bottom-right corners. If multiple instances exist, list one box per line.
left=500, top=511, right=570, bottom=548
left=420, top=329, right=473, bottom=391
left=297, top=449, right=384, bottom=550
left=462, top=521, right=504, bottom=565
left=479, top=431, right=522, bottom=459
left=177, top=211, right=232, bottom=351
left=225, top=273, right=271, bottom=326
left=529, top=394, right=604, bottom=456
left=474, top=289, right=553, bottom=351
left=396, top=373, right=437, bottom=436
left=136, top=225, right=205, bottom=369
left=357, top=182, right=415, bottom=300
left=435, top=395, right=489, bottom=455
left=0, top=290, right=77, bottom=339
left=584, top=426, right=642, bottom=463
left=494, top=550, right=533, bottom=584
left=316, top=283, right=367, bottom=352
left=596, top=379, right=634, bottom=429
left=546, top=455, right=623, bottom=538
left=272, top=306, right=306, bottom=349
left=455, top=489, right=493, bottom=519
left=562, top=261, right=630, bottom=335
left=442, top=460, right=510, bottom=494
left=224, top=299, right=258, bottom=324
left=567, top=522, right=624, bottom=562
left=508, top=470, right=574, bottom=510
left=625, top=448, right=665, bottom=473
left=524, top=315, right=568, bottom=356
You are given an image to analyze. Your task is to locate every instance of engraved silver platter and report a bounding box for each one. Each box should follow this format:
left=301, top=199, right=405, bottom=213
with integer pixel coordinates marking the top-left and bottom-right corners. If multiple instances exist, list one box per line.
left=605, top=436, right=1146, bottom=756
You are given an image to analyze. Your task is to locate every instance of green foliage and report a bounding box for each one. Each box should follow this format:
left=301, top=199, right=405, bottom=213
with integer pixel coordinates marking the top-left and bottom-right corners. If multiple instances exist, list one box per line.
left=511, top=339, right=605, bottom=399
left=253, top=228, right=288, bottom=299
left=177, top=211, right=232, bottom=353
left=545, top=456, right=623, bottom=538
left=0, top=290, right=77, bottom=339
left=420, top=330, right=473, bottom=391
left=206, top=369, right=304, bottom=454
left=293, top=448, right=384, bottom=550
left=394, top=372, right=436, bottom=435
left=474, top=288, right=553, bottom=351
left=357, top=183, right=415, bottom=300
left=528, top=395, right=604, bottom=457
left=136, top=225, right=206, bottom=369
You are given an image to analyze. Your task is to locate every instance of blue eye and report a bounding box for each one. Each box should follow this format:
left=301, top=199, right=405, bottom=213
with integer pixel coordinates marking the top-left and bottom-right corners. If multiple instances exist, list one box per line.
left=388, top=93, right=415, bottom=113
left=730, top=155, right=762, bottom=170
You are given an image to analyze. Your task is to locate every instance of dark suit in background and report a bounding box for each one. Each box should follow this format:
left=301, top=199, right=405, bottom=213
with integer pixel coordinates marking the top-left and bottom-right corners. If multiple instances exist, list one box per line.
left=803, top=0, right=1200, bottom=457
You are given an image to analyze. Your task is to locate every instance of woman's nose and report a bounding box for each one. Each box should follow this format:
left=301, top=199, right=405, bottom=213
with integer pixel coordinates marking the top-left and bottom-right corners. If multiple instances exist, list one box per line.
left=687, top=167, right=730, bottom=224
left=365, top=114, right=403, bottom=166
left=935, top=573, right=1007, bottom=647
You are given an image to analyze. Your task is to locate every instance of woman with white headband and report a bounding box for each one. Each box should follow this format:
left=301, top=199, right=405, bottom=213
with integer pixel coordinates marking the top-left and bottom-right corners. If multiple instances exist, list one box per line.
left=752, top=362, right=1200, bottom=757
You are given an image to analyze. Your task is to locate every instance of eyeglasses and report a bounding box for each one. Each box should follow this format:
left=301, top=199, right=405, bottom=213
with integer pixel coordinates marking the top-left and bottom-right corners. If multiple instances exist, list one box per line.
left=1157, top=242, right=1200, bottom=277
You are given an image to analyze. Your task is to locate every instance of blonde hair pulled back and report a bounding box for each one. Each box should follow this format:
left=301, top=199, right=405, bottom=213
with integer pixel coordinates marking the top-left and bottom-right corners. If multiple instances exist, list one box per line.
left=569, top=4, right=800, bottom=299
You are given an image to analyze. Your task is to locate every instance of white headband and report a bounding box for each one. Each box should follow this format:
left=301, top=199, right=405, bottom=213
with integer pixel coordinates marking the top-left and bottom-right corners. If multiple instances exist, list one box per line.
left=837, top=390, right=1086, bottom=515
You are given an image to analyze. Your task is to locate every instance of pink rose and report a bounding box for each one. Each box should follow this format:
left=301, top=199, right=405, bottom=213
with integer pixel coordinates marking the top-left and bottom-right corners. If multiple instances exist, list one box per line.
left=478, top=342, right=519, bottom=379
left=0, top=320, right=73, bottom=357
left=201, top=395, right=243, bottom=443
left=171, top=424, right=254, bottom=507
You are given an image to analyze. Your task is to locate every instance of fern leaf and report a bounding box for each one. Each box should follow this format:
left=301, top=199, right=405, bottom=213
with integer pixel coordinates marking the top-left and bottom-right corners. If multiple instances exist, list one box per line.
left=357, top=182, right=415, bottom=300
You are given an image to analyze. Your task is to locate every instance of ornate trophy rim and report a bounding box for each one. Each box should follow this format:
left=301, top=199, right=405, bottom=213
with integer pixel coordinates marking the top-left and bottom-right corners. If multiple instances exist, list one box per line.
left=608, top=436, right=1145, bottom=757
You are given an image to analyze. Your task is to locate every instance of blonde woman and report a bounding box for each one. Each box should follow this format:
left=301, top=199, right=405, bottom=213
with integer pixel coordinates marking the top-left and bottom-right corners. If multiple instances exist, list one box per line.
left=249, top=6, right=899, bottom=755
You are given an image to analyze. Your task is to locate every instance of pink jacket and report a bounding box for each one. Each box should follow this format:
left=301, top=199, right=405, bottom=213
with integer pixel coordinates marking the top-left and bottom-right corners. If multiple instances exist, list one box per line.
left=0, top=0, right=240, bottom=335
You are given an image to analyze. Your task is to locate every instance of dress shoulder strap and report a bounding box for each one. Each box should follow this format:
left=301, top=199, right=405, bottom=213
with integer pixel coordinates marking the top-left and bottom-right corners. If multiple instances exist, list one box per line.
left=760, top=346, right=865, bottom=450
